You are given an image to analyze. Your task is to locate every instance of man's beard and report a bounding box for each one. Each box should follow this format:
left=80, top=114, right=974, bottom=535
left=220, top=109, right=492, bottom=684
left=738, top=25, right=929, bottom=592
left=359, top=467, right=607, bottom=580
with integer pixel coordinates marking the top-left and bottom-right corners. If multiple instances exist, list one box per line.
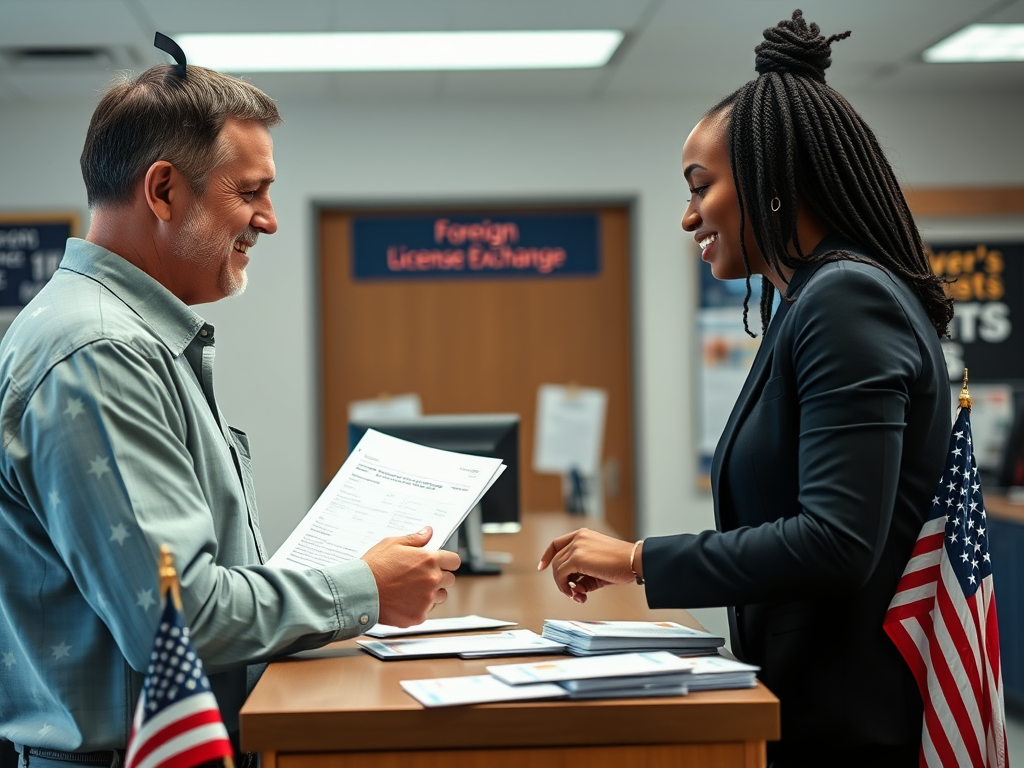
left=173, top=203, right=259, bottom=298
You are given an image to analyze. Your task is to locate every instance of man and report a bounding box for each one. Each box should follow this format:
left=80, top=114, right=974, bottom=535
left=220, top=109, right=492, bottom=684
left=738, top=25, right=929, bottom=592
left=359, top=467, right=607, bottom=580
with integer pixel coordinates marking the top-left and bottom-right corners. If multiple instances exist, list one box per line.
left=0, top=63, right=460, bottom=762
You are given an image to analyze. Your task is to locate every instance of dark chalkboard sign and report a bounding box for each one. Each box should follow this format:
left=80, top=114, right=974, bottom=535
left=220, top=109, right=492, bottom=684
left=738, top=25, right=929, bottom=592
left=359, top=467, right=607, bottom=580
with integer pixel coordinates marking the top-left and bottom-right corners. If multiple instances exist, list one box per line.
left=0, top=213, right=77, bottom=336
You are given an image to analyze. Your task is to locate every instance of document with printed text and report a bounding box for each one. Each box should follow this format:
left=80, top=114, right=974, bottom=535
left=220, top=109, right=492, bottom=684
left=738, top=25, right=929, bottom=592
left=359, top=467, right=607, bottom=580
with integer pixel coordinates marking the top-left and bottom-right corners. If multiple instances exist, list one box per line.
left=269, top=429, right=505, bottom=569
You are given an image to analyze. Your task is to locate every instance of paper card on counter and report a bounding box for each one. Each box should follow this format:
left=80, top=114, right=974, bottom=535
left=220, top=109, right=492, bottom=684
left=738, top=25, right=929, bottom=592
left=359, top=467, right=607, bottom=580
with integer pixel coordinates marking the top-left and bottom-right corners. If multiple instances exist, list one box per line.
left=269, top=429, right=504, bottom=569
left=400, top=675, right=568, bottom=708
left=532, top=384, right=607, bottom=475
left=486, top=651, right=696, bottom=686
left=364, top=615, right=516, bottom=638
left=357, top=629, right=565, bottom=660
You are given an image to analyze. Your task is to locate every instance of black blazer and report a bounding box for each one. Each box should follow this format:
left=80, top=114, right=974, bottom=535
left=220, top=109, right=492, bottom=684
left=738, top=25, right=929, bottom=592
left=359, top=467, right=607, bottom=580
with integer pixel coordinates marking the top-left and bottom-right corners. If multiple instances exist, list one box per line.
left=643, top=240, right=949, bottom=754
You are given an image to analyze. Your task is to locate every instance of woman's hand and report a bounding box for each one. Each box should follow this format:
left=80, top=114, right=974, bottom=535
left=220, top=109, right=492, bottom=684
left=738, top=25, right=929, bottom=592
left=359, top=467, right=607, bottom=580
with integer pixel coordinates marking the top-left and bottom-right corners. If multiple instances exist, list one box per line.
left=537, top=528, right=639, bottom=604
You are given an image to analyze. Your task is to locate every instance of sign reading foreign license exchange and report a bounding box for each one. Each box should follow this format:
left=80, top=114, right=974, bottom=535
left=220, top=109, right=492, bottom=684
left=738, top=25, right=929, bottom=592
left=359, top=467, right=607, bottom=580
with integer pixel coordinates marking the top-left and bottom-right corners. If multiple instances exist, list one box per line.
left=351, top=212, right=600, bottom=280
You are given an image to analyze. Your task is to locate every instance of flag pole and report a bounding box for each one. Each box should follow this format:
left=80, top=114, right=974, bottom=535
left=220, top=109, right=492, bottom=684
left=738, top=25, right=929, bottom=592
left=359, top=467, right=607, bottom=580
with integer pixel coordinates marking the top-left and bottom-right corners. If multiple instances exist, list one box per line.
left=157, top=545, right=236, bottom=768
left=959, top=368, right=972, bottom=410
left=158, top=544, right=183, bottom=612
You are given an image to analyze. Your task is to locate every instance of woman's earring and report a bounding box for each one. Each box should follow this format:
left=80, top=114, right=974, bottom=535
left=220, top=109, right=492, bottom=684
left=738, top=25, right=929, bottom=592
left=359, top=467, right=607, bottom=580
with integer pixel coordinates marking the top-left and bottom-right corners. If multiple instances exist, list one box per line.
left=770, top=197, right=781, bottom=213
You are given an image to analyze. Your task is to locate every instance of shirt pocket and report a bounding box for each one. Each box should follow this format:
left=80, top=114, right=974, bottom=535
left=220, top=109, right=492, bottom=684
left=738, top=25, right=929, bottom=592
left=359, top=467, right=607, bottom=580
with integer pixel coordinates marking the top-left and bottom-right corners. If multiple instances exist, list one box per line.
left=228, top=426, right=267, bottom=563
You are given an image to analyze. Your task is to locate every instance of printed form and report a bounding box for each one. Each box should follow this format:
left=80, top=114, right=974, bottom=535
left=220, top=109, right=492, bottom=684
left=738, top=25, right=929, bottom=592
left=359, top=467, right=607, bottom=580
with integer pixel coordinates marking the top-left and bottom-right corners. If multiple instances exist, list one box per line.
left=269, top=429, right=505, bottom=569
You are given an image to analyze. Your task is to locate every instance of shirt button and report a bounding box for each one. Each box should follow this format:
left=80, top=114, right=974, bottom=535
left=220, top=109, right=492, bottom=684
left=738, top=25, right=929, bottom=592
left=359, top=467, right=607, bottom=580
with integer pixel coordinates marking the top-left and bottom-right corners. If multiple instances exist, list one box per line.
left=359, top=614, right=369, bottom=625
left=200, top=329, right=209, bottom=337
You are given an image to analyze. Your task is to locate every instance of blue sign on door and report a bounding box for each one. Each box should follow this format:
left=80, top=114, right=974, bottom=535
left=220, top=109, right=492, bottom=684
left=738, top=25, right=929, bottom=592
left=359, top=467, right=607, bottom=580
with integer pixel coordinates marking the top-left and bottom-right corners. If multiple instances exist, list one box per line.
left=351, top=212, right=600, bottom=280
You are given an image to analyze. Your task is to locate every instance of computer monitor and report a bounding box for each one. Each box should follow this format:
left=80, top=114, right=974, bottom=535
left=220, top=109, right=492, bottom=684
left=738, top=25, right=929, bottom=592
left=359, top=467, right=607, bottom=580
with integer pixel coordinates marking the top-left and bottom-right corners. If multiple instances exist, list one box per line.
left=347, top=414, right=520, bottom=574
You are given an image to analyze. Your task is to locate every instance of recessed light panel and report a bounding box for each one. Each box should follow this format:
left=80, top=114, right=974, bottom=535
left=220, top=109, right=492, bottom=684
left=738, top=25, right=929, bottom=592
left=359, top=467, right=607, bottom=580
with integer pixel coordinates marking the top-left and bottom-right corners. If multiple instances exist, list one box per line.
left=923, top=24, right=1024, bottom=63
left=173, top=31, right=625, bottom=72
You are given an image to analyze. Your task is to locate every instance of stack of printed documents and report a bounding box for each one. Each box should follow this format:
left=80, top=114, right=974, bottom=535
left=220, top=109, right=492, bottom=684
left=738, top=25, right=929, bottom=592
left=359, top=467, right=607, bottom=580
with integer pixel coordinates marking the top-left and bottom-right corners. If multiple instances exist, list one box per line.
left=399, top=651, right=694, bottom=707
left=357, top=629, right=565, bottom=660
left=397, top=651, right=761, bottom=707
left=542, top=619, right=725, bottom=656
left=488, top=651, right=696, bottom=699
left=684, top=655, right=759, bottom=691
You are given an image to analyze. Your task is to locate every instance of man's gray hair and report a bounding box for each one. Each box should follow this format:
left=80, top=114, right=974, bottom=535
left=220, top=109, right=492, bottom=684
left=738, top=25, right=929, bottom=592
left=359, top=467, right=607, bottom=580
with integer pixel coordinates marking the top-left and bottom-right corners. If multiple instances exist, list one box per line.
left=80, top=64, right=281, bottom=207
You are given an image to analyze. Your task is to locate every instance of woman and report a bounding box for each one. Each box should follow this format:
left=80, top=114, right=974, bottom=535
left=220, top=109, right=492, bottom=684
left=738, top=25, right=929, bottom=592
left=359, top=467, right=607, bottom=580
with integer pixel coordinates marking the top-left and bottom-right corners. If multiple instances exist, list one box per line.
left=538, top=11, right=952, bottom=767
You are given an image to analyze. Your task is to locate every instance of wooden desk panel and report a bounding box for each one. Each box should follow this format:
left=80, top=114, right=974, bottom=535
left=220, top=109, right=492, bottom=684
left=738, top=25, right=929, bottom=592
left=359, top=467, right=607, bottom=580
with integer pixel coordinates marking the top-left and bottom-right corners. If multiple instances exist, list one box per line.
left=241, top=512, right=779, bottom=767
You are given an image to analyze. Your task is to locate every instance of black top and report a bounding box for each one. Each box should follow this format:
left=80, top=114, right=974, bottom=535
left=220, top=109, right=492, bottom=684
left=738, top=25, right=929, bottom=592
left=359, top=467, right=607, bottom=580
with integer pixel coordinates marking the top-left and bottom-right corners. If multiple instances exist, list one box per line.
left=644, top=239, right=949, bottom=756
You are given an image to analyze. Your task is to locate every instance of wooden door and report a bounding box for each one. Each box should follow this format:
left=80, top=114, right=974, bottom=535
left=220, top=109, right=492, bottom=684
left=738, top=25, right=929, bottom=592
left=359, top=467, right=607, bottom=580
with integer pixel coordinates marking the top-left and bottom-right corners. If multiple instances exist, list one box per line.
left=318, top=205, right=635, bottom=538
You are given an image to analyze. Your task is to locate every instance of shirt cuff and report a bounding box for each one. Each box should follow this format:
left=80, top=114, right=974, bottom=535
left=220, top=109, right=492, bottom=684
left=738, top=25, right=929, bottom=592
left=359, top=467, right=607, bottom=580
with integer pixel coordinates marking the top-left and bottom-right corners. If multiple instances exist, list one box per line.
left=319, top=559, right=380, bottom=638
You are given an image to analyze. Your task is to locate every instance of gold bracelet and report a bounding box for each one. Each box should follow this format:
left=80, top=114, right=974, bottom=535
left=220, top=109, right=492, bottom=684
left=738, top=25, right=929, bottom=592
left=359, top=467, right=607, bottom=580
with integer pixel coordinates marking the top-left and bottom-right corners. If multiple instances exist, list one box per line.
left=630, top=540, right=644, bottom=585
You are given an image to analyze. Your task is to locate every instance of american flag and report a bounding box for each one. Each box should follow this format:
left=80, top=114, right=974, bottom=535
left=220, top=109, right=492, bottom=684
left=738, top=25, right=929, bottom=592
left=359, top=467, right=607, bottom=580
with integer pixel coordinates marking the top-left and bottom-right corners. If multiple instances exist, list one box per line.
left=124, top=596, right=234, bottom=768
left=884, top=405, right=1007, bottom=767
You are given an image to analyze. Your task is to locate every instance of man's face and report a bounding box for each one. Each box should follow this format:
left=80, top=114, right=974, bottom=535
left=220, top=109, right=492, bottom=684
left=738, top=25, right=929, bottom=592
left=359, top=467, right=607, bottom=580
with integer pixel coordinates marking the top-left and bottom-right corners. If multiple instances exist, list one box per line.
left=172, top=117, right=277, bottom=303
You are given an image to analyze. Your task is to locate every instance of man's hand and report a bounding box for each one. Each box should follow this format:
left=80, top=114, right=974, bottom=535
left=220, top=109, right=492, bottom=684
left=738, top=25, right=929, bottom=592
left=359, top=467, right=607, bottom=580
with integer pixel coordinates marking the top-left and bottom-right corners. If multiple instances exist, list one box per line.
left=362, top=526, right=461, bottom=627
left=537, top=528, right=636, bottom=604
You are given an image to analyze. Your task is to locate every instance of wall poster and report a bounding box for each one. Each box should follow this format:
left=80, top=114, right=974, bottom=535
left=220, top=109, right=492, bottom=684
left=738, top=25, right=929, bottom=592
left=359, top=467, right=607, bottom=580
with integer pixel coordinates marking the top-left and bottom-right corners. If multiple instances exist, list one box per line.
left=0, top=213, right=77, bottom=339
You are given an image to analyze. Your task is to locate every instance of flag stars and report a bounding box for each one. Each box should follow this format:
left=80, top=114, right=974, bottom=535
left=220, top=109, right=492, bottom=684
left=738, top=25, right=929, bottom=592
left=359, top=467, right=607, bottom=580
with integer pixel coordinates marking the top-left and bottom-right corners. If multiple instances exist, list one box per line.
left=961, top=552, right=970, bottom=563
left=969, top=574, right=977, bottom=585
left=978, top=526, right=986, bottom=538
left=952, top=447, right=963, bottom=457
left=2, top=651, right=14, bottom=670
left=88, top=455, right=111, bottom=480
left=64, top=398, right=84, bottom=420
left=48, top=489, right=60, bottom=509
left=109, top=523, right=130, bottom=546
left=984, top=553, right=992, bottom=563
left=37, top=723, right=53, bottom=737
left=947, top=480, right=956, bottom=492
left=136, top=589, right=156, bottom=611
left=932, top=496, right=940, bottom=506
left=948, top=532, right=958, bottom=543
left=968, top=517, right=976, bottom=529
left=954, top=430, right=964, bottom=440
left=51, top=642, right=71, bottom=660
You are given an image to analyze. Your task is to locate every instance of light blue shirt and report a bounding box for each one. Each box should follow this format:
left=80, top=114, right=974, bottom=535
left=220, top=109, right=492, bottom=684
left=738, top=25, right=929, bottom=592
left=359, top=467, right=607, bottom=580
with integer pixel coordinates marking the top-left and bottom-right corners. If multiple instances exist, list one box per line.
left=0, top=239, right=379, bottom=749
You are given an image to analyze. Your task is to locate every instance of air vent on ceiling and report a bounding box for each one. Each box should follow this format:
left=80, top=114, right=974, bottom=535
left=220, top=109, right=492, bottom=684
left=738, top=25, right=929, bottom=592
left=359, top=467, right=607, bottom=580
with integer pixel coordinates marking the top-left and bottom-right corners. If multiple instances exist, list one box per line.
left=0, top=45, right=140, bottom=71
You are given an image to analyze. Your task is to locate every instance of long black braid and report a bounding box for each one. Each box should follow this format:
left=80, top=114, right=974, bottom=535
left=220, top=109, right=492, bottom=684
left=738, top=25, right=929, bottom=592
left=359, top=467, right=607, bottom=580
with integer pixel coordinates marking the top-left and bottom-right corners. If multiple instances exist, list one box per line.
left=710, top=9, right=953, bottom=337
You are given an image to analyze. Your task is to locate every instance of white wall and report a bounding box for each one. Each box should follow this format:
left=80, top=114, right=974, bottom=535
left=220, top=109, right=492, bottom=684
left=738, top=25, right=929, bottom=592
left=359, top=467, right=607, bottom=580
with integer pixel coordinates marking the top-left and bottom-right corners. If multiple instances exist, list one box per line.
left=3, top=89, right=1024, bottom=640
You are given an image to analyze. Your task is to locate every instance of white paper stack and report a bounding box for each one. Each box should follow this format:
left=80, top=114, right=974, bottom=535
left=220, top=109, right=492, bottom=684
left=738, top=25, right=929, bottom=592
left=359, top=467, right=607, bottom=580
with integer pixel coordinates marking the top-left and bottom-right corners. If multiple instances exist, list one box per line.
left=685, top=655, right=760, bottom=691
left=542, top=619, right=725, bottom=656
left=400, top=675, right=568, bottom=707
left=357, top=629, right=565, bottom=660
left=364, top=615, right=516, bottom=638
left=487, top=650, right=696, bottom=700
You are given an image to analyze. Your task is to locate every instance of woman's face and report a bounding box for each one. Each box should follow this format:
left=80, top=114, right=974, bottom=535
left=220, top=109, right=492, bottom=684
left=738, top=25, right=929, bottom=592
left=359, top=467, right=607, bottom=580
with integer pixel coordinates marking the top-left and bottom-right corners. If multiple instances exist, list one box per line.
left=681, top=112, right=765, bottom=282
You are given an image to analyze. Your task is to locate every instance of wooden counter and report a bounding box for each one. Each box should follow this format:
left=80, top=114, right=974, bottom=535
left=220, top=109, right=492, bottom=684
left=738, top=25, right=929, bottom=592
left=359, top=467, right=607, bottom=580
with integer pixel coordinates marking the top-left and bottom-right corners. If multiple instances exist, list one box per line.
left=240, top=511, right=780, bottom=768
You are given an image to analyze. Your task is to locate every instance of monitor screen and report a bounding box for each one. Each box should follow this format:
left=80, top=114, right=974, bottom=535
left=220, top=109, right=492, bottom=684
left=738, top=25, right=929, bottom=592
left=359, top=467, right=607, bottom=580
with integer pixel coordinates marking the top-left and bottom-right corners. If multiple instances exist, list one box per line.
left=347, top=413, right=521, bottom=533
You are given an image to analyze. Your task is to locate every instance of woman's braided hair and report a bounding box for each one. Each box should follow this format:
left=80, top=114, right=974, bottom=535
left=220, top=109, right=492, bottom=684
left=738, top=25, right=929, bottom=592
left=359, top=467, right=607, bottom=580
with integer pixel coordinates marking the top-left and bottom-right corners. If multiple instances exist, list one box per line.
left=709, top=9, right=953, bottom=337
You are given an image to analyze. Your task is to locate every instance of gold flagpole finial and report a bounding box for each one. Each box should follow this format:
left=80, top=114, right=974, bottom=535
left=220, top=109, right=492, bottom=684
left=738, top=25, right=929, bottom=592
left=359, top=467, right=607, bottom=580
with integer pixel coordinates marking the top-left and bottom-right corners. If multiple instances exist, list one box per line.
left=959, top=368, right=972, bottom=410
left=158, top=544, right=183, bottom=612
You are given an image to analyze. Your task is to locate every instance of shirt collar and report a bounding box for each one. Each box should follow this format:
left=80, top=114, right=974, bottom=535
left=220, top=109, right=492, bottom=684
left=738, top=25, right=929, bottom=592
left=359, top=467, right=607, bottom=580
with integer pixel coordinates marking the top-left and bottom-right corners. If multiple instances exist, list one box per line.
left=59, top=238, right=207, bottom=356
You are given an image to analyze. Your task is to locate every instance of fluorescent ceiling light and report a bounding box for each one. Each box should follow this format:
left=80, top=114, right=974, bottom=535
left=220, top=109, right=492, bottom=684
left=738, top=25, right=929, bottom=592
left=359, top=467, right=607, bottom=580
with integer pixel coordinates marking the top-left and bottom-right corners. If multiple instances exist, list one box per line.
left=173, top=31, right=624, bottom=72
left=923, top=24, right=1024, bottom=62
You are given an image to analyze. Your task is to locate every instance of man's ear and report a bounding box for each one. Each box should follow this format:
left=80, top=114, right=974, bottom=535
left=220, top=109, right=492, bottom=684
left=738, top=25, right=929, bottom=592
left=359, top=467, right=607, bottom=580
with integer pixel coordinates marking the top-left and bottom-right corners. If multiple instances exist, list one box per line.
left=143, top=161, right=180, bottom=223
